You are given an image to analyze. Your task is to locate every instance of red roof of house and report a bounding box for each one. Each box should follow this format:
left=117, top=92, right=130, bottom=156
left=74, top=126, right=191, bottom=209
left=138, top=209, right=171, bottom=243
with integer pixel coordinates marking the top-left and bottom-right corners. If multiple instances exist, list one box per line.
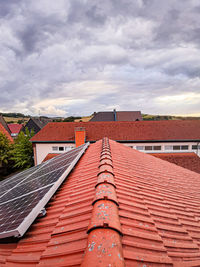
left=150, top=152, right=200, bottom=174
left=1, top=139, right=200, bottom=266
left=31, top=120, right=200, bottom=143
left=0, top=123, right=13, bottom=143
left=8, top=124, right=23, bottom=134
left=42, top=153, right=59, bottom=162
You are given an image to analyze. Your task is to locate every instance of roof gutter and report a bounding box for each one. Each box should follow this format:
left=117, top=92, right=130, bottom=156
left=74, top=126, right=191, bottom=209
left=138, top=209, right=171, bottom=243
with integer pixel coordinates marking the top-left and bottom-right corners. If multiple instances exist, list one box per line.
left=31, top=140, right=75, bottom=143
left=31, top=139, right=200, bottom=144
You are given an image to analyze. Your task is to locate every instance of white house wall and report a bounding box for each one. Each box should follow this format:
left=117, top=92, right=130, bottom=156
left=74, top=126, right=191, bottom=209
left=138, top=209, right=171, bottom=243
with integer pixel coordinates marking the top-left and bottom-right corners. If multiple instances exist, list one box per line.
left=35, top=141, right=200, bottom=165
left=124, top=142, right=200, bottom=156
left=36, top=143, right=75, bottom=164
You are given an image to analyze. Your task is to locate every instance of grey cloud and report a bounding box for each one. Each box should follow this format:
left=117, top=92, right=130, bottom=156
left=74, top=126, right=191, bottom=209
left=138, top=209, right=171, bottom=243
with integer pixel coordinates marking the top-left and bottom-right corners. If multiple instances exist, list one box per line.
left=0, top=0, right=22, bottom=17
left=0, top=0, right=200, bottom=116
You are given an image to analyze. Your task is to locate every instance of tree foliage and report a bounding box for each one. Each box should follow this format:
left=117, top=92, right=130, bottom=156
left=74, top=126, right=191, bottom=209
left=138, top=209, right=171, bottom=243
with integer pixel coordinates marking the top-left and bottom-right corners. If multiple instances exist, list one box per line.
left=0, top=132, right=13, bottom=166
left=63, top=116, right=81, bottom=122
left=12, top=128, right=34, bottom=169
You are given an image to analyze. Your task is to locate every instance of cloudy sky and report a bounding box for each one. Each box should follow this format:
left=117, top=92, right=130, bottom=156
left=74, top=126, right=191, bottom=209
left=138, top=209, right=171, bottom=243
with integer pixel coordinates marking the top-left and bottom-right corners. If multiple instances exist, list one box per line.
left=0, top=0, right=200, bottom=117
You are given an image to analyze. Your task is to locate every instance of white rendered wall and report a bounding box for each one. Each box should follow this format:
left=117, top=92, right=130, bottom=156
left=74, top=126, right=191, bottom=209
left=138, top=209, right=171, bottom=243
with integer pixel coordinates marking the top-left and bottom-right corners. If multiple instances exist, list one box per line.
left=123, top=142, right=200, bottom=156
left=35, top=143, right=75, bottom=165
left=35, top=141, right=200, bottom=165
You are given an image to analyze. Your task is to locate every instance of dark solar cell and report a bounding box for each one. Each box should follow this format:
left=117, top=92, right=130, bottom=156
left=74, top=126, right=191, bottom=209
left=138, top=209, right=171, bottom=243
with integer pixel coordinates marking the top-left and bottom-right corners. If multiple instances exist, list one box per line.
left=0, top=143, right=89, bottom=239
left=0, top=164, right=42, bottom=195
left=0, top=164, right=70, bottom=204
left=0, top=186, right=51, bottom=234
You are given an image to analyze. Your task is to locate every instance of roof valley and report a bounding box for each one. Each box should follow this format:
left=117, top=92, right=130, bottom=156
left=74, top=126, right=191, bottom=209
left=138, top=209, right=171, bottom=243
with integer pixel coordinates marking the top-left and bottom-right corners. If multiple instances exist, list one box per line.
left=81, top=137, right=125, bottom=266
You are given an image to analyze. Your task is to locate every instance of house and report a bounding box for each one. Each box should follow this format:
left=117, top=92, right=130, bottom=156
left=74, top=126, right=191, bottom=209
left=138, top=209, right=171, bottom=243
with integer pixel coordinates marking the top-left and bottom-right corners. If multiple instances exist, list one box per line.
left=22, top=117, right=52, bottom=135
left=0, top=122, right=13, bottom=143
left=30, top=120, right=200, bottom=165
left=0, top=115, right=11, bottom=135
left=8, top=124, right=23, bottom=138
left=1, top=138, right=200, bottom=266
left=90, top=110, right=143, bottom=121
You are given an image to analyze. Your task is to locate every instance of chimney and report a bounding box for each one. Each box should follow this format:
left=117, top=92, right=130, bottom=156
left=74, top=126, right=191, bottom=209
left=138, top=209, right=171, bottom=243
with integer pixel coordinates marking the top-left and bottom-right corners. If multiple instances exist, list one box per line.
left=75, top=127, right=86, bottom=147
left=113, top=109, right=117, bottom=121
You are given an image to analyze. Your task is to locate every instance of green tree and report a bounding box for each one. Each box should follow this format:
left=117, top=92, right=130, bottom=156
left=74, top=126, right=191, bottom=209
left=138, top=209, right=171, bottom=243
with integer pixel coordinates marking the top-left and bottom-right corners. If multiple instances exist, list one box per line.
left=12, top=128, right=34, bottom=169
left=0, top=132, right=13, bottom=166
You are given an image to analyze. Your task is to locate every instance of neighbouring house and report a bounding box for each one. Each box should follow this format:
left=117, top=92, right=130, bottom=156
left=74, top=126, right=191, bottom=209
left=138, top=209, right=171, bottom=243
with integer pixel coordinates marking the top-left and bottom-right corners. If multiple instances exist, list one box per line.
left=90, top=109, right=143, bottom=121
left=22, top=117, right=52, bottom=135
left=30, top=120, right=200, bottom=165
left=0, top=115, right=11, bottom=135
left=1, top=139, right=200, bottom=266
left=0, top=122, right=13, bottom=143
left=8, top=124, right=23, bottom=138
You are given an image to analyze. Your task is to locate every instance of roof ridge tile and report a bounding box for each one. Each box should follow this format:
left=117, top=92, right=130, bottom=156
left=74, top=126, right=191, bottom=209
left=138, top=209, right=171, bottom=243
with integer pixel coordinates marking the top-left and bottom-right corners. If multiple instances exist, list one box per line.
left=81, top=137, right=125, bottom=267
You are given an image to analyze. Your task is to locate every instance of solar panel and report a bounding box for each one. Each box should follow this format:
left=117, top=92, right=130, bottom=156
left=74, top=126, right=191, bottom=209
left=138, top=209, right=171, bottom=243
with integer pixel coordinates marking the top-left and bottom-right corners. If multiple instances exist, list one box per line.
left=0, top=142, right=89, bottom=239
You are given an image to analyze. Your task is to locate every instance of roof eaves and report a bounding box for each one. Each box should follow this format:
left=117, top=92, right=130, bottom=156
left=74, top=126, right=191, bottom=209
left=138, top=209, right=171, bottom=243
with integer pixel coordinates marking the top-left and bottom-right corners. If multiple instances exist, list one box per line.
left=117, top=139, right=200, bottom=143
left=31, top=140, right=76, bottom=143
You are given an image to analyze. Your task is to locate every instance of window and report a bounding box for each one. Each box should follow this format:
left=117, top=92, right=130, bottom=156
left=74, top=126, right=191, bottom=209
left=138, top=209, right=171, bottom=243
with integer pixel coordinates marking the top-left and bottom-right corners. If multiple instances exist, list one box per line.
left=145, top=146, right=152, bottom=151
left=165, top=145, right=173, bottom=150
left=153, top=146, right=161, bottom=150
left=52, top=146, right=58, bottom=151
left=59, top=147, right=64, bottom=151
left=192, top=145, right=200, bottom=150
left=136, top=146, right=144, bottom=150
left=181, top=145, right=188, bottom=150
left=173, top=146, right=180, bottom=150
left=65, top=147, right=71, bottom=151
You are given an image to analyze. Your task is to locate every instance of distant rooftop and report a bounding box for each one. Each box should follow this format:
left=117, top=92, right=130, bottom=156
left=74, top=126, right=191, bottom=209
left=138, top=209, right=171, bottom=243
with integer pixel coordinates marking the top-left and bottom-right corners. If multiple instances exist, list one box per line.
left=8, top=124, right=23, bottom=134
left=90, top=110, right=142, bottom=121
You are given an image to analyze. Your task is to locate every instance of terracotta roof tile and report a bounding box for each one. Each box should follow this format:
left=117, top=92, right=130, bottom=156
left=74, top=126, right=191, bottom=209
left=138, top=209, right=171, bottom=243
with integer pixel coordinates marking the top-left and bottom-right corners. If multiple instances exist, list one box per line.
left=1, top=139, right=200, bottom=265
left=7, top=124, right=23, bottom=134
left=0, top=123, right=13, bottom=143
left=0, top=116, right=11, bottom=135
left=31, top=120, right=200, bottom=142
left=150, top=152, right=200, bottom=174
left=42, top=154, right=59, bottom=162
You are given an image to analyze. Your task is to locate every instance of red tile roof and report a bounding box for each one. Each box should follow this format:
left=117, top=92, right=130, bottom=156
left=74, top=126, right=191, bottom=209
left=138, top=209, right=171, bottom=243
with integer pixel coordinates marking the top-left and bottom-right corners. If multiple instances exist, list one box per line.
left=150, top=152, right=200, bottom=174
left=31, top=120, right=200, bottom=143
left=0, top=123, right=13, bottom=143
left=42, top=153, right=59, bottom=162
left=8, top=124, right=23, bottom=134
left=1, top=139, right=200, bottom=266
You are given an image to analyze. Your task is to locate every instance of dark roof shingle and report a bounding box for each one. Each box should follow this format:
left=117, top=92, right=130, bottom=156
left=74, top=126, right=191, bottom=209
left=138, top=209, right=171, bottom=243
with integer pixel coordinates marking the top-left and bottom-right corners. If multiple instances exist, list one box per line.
left=90, top=111, right=142, bottom=121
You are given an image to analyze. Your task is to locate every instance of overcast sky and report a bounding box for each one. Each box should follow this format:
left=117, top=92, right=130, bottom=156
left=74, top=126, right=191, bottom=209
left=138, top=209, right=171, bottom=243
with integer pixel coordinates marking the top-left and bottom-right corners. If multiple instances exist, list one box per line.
left=0, top=0, right=200, bottom=117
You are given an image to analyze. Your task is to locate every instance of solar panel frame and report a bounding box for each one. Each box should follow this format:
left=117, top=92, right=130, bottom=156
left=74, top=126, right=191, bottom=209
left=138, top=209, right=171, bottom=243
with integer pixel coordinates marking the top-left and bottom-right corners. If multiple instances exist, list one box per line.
left=0, top=142, right=89, bottom=239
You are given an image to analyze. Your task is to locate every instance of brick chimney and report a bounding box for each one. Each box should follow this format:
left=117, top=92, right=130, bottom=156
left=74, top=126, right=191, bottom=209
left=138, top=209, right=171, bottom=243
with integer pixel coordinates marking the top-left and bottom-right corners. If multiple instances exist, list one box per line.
left=75, top=127, right=86, bottom=147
